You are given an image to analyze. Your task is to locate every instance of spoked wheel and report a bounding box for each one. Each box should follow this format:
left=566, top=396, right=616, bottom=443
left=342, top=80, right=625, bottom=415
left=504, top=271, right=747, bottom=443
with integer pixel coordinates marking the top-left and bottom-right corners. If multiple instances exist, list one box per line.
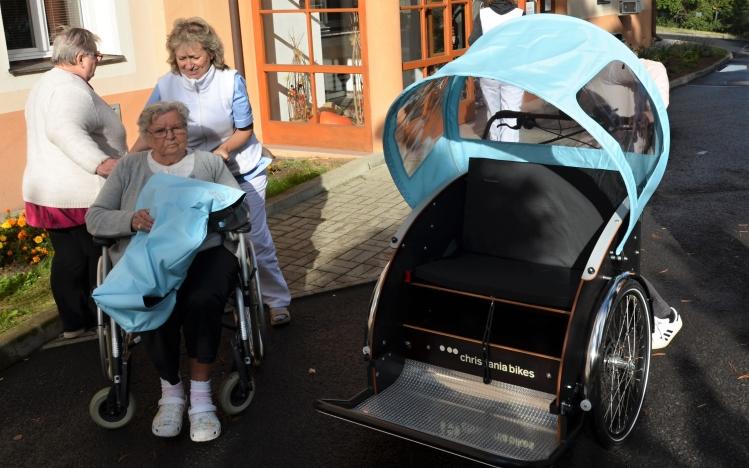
left=218, top=371, right=256, bottom=415
left=590, top=280, right=651, bottom=447
left=89, top=387, right=136, bottom=429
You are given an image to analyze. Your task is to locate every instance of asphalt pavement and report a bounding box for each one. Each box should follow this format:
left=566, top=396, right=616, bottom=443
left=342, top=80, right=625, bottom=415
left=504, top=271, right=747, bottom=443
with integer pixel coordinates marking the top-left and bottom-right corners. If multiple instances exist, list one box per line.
left=1, top=39, right=748, bottom=468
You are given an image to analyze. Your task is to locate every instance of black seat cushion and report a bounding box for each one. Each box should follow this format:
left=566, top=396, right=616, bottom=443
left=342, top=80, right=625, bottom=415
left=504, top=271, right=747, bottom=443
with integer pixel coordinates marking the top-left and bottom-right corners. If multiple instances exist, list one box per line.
left=413, top=253, right=581, bottom=309
left=462, top=158, right=624, bottom=269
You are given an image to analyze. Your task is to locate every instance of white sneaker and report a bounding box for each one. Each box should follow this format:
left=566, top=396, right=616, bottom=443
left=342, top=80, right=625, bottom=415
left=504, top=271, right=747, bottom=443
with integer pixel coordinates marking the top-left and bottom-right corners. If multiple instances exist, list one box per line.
left=189, top=410, right=221, bottom=442
left=152, top=397, right=186, bottom=437
left=652, top=307, right=683, bottom=350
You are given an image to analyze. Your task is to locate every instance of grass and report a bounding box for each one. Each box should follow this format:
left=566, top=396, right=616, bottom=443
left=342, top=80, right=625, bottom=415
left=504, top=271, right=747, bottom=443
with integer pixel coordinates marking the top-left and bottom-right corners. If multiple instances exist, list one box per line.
left=266, top=158, right=350, bottom=199
left=638, top=42, right=726, bottom=79
left=0, top=259, right=54, bottom=334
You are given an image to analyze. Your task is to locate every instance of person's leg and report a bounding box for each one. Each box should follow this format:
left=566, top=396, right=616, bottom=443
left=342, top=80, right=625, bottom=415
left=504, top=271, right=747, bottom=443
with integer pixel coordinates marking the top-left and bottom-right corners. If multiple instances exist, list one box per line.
left=641, top=276, right=683, bottom=349
left=179, top=247, right=238, bottom=442
left=240, top=174, right=292, bottom=312
left=47, top=226, right=95, bottom=334
left=497, top=82, right=524, bottom=143
left=72, top=226, right=101, bottom=329
left=143, top=302, right=186, bottom=437
left=479, top=78, right=502, bottom=141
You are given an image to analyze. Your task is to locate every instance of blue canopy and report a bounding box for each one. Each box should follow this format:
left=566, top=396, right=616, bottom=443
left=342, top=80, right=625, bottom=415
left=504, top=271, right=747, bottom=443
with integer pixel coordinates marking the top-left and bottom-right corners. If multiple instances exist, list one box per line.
left=383, top=14, right=670, bottom=254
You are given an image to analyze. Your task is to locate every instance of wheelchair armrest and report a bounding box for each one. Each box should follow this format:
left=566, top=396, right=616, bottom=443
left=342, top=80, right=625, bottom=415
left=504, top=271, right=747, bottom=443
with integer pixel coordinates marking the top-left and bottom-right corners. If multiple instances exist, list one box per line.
left=93, top=237, right=117, bottom=247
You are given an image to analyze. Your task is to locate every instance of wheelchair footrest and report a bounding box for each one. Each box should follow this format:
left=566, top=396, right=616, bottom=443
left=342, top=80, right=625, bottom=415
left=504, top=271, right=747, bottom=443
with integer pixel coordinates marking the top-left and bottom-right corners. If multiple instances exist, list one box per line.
left=354, top=360, right=559, bottom=463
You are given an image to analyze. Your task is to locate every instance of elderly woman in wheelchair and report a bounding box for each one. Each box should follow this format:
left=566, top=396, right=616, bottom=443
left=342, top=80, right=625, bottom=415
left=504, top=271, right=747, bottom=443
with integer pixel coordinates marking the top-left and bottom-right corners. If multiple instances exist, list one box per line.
left=86, top=101, right=261, bottom=442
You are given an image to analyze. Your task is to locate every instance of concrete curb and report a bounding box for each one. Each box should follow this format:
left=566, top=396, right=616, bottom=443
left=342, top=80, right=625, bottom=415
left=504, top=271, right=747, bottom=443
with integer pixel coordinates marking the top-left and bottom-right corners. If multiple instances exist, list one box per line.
left=266, top=152, right=385, bottom=216
left=669, top=52, right=733, bottom=89
left=0, top=308, right=60, bottom=371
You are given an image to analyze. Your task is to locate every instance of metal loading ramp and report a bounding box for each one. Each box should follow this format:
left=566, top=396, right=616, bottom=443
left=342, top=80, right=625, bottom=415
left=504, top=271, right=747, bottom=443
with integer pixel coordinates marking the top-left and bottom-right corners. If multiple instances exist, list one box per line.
left=354, top=360, right=560, bottom=462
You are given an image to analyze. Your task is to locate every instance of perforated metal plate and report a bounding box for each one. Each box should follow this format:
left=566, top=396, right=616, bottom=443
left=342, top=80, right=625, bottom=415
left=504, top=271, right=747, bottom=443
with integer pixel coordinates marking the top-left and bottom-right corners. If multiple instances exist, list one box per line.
left=355, top=360, right=559, bottom=462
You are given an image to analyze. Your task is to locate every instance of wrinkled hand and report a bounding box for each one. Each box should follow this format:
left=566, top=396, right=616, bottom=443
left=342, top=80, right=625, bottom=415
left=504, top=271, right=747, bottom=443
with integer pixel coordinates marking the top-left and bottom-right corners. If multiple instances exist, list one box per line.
left=212, top=147, right=230, bottom=161
left=131, top=209, right=154, bottom=233
left=96, top=158, right=119, bottom=177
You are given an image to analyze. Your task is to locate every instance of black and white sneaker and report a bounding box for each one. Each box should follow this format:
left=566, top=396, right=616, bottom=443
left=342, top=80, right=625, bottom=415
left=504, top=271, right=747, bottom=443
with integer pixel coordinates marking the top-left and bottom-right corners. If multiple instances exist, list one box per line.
left=652, top=307, right=683, bottom=350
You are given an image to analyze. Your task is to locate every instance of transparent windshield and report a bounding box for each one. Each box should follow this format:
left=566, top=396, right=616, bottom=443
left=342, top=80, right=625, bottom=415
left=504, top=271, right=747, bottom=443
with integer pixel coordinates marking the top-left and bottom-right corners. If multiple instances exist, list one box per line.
left=395, top=77, right=449, bottom=176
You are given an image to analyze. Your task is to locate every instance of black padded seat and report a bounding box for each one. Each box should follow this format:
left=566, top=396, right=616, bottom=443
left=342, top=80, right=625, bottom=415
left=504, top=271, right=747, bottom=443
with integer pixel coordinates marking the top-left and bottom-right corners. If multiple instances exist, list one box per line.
left=409, top=158, right=625, bottom=310
left=413, top=254, right=580, bottom=309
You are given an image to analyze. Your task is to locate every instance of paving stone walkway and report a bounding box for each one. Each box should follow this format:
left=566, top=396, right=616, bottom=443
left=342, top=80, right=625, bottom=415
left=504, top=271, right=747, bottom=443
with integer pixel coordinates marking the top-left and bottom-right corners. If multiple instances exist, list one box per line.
left=267, top=163, right=411, bottom=298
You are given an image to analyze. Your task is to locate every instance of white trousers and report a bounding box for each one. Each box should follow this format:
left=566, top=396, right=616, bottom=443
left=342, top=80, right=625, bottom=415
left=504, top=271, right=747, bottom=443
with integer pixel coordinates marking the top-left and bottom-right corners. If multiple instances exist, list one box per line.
left=479, top=78, right=524, bottom=142
left=238, top=172, right=291, bottom=308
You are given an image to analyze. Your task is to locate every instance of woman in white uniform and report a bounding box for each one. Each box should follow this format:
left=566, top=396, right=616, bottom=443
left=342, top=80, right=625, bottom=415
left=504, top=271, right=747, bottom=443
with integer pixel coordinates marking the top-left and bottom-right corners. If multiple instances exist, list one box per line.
left=132, top=17, right=291, bottom=325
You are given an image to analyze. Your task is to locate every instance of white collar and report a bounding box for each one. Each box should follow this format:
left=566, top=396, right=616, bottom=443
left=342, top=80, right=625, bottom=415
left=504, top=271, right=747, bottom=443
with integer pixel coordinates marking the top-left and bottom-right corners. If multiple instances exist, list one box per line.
left=178, top=65, right=216, bottom=92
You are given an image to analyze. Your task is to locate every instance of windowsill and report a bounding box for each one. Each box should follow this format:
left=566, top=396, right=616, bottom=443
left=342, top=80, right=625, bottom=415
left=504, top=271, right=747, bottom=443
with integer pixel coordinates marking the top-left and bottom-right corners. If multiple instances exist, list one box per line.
left=8, top=54, right=127, bottom=77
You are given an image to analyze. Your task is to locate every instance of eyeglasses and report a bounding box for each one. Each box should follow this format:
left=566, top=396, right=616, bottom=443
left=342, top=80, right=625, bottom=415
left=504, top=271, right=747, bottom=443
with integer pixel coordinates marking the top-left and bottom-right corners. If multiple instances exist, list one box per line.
left=148, top=126, right=187, bottom=139
left=89, top=52, right=103, bottom=62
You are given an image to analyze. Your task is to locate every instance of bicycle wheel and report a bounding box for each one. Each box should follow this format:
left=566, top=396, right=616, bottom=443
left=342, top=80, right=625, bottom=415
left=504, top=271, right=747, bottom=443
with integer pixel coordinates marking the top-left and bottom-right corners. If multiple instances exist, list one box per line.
left=589, top=279, right=651, bottom=447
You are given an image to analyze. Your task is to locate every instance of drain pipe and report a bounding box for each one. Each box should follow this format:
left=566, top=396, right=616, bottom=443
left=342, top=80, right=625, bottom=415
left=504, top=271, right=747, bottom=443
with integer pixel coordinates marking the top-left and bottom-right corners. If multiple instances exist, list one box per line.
left=228, top=0, right=246, bottom=77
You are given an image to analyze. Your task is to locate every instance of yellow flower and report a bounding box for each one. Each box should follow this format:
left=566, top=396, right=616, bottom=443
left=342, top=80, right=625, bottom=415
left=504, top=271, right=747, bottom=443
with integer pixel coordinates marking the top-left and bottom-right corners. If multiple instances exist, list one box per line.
left=17, top=216, right=26, bottom=227
left=7, top=218, right=17, bottom=227
left=0, top=242, right=3, bottom=249
left=34, top=235, right=43, bottom=244
left=1, top=220, right=10, bottom=229
left=31, top=256, right=40, bottom=264
left=0, top=234, right=6, bottom=241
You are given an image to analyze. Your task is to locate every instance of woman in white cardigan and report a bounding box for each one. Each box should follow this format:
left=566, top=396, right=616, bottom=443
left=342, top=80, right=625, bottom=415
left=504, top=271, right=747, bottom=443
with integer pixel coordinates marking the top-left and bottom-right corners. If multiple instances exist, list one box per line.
left=22, top=27, right=127, bottom=339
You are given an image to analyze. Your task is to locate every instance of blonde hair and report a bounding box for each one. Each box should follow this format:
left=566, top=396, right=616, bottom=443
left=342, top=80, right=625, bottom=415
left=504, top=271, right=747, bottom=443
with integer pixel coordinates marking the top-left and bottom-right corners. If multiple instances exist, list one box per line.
left=51, top=26, right=99, bottom=65
left=166, top=17, right=228, bottom=73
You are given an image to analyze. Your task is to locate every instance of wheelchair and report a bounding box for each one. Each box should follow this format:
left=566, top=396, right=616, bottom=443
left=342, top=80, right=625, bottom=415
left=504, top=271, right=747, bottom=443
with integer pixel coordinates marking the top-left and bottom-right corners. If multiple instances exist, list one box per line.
left=88, top=225, right=266, bottom=429
left=316, top=15, right=669, bottom=466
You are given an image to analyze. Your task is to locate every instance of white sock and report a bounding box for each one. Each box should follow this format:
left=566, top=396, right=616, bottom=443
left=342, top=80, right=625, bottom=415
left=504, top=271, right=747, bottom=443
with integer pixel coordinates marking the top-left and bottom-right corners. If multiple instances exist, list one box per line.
left=189, top=379, right=216, bottom=415
left=159, top=378, right=185, bottom=405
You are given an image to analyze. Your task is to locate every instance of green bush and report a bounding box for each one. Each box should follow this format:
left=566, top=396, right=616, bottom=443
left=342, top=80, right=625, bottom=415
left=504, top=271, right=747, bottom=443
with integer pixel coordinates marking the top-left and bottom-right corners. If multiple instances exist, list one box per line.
left=656, top=0, right=746, bottom=34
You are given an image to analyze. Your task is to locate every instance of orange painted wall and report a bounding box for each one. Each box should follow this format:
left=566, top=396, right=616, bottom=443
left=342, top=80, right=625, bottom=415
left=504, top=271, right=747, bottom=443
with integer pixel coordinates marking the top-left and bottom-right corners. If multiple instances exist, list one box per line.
left=0, top=110, right=27, bottom=211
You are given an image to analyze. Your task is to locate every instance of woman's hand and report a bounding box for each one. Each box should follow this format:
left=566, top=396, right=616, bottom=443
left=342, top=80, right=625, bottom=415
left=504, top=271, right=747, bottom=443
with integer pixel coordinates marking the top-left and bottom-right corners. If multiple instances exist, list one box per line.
left=212, top=147, right=230, bottom=161
left=96, top=158, right=119, bottom=177
left=131, top=209, right=154, bottom=233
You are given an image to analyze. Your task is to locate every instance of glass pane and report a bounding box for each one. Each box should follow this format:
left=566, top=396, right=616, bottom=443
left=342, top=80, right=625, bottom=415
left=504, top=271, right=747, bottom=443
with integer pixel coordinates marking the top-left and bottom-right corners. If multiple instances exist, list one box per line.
left=426, top=7, right=445, bottom=57
left=45, top=0, right=83, bottom=46
left=400, top=10, right=421, bottom=62
left=311, top=12, right=361, bottom=65
left=395, top=77, right=449, bottom=176
left=261, top=0, right=303, bottom=8
left=315, top=72, right=364, bottom=126
left=310, top=0, right=358, bottom=7
left=268, top=72, right=313, bottom=122
left=460, top=77, right=602, bottom=148
left=402, top=68, right=424, bottom=88
left=426, top=63, right=443, bottom=76
left=400, top=0, right=420, bottom=5
left=451, top=3, right=466, bottom=50
left=577, top=61, right=655, bottom=155
left=1, top=0, right=36, bottom=49
left=262, top=13, right=309, bottom=66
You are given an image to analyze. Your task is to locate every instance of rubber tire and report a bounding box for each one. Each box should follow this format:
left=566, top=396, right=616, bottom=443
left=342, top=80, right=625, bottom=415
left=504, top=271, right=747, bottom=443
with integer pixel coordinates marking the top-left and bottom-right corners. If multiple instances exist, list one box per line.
left=590, top=280, right=651, bottom=448
left=89, top=387, right=136, bottom=429
left=248, top=274, right=265, bottom=366
left=218, top=371, right=255, bottom=415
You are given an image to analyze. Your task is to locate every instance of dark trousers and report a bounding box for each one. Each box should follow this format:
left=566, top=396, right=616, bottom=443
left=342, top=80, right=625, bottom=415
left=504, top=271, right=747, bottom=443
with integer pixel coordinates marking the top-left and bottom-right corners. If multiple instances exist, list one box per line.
left=642, top=276, right=672, bottom=319
left=144, top=247, right=238, bottom=385
left=47, top=225, right=100, bottom=332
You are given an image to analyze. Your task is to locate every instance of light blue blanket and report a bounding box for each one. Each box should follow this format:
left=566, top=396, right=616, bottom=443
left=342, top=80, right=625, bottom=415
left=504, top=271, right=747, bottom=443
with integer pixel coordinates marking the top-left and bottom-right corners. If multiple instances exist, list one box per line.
left=92, top=173, right=245, bottom=333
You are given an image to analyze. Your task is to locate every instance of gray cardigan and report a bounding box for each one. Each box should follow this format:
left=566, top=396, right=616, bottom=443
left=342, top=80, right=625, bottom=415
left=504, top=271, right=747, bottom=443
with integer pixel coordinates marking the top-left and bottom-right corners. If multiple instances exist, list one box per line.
left=86, top=150, right=240, bottom=264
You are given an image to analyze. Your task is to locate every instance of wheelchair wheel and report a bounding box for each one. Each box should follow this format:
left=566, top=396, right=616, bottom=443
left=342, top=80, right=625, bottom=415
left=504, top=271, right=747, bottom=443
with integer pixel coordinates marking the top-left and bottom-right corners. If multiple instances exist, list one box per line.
left=247, top=274, right=265, bottom=366
left=89, top=387, right=136, bottom=429
left=590, top=280, right=651, bottom=447
left=218, top=371, right=256, bottom=415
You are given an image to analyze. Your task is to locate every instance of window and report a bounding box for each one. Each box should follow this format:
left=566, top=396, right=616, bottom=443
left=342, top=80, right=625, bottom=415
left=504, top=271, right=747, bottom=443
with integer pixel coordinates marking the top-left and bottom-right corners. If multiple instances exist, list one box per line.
left=400, top=0, right=472, bottom=88
left=0, top=0, right=122, bottom=64
left=1, top=0, right=83, bottom=61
